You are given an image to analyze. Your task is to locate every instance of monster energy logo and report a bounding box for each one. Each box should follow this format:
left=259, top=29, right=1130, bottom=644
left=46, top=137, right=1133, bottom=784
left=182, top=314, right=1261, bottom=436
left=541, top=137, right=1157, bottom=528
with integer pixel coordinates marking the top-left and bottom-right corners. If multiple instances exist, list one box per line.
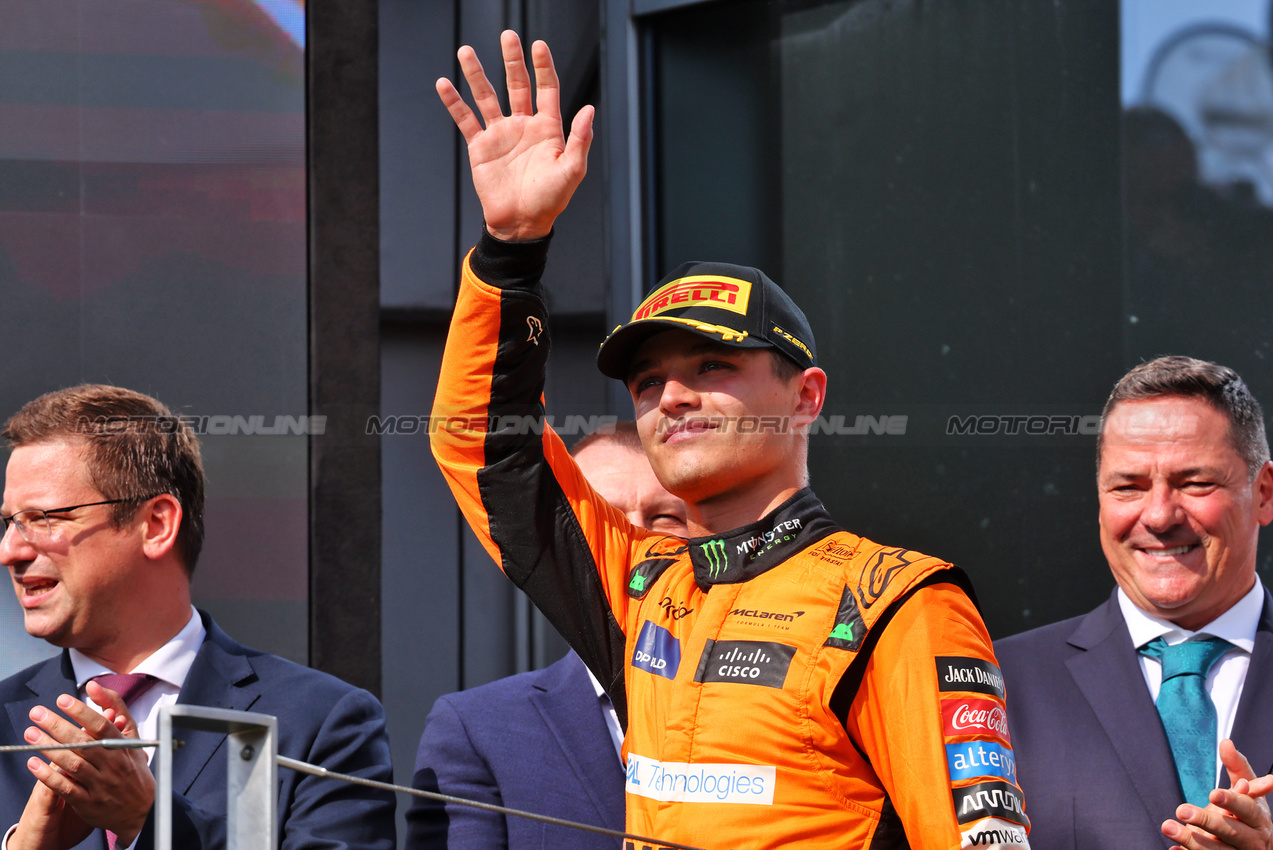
left=701, top=539, right=728, bottom=578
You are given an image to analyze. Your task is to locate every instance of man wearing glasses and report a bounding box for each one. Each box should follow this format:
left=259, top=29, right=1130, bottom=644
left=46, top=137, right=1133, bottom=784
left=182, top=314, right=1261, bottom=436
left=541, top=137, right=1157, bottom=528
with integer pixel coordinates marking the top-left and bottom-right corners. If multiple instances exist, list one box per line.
left=0, top=384, right=395, bottom=850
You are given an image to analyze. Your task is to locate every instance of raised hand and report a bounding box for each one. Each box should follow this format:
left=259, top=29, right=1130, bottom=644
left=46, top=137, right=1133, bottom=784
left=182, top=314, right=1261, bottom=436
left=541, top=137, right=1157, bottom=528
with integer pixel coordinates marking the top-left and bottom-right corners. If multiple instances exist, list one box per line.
left=1162, top=740, right=1273, bottom=850
left=436, top=30, right=594, bottom=242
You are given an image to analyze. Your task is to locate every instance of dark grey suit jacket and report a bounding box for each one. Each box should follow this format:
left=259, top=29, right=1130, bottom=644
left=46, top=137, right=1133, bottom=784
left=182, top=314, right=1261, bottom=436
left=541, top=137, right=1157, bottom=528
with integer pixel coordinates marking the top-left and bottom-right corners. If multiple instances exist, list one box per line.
left=995, top=587, right=1273, bottom=850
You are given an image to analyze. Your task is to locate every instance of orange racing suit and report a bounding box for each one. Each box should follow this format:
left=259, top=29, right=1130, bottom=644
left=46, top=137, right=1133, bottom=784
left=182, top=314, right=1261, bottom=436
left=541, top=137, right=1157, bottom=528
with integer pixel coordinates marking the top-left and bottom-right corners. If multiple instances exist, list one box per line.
left=430, top=233, right=1031, bottom=850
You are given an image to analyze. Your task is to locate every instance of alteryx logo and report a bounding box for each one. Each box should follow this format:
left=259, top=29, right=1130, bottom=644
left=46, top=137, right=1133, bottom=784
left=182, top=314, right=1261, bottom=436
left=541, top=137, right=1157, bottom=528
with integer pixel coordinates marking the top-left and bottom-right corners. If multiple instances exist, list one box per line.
left=631, top=620, right=681, bottom=680
left=946, top=740, right=1017, bottom=784
left=701, top=538, right=728, bottom=578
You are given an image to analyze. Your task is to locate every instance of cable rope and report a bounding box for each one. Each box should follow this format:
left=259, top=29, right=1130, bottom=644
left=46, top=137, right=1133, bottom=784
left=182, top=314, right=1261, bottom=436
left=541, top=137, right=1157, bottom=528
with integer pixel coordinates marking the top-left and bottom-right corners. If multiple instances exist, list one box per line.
left=0, top=739, right=712, bottom=850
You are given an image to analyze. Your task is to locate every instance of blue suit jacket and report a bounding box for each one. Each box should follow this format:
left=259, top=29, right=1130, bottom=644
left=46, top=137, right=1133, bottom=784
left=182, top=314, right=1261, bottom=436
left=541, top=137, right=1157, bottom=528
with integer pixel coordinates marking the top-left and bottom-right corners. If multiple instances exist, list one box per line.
left=0, top=611, right=396, bottom=850
left=995, top=588, right=1273, bottom=850
left=405, top=650, right=625, bottom=850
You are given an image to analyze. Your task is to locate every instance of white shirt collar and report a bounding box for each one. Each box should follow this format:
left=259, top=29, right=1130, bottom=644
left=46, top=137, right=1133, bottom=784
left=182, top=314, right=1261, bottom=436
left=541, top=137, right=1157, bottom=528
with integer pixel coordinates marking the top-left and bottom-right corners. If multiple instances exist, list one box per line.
left=585, top=662, right=608, bottom=700
left=70, top=606, right=207, bottom=691
left=1118, top=577, right=1263, bottom=653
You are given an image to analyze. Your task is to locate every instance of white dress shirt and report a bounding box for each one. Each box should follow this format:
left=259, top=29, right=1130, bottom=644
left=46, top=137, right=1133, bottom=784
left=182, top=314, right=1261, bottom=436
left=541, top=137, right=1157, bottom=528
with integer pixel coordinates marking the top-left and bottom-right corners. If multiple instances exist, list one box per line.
left=584, top=665, right=625, bottom=764
left=1117, top=578, right=1263, bottom=786
left=68, top=606, right=206, bottom=761
left=3, top=608, right=206, bottom=850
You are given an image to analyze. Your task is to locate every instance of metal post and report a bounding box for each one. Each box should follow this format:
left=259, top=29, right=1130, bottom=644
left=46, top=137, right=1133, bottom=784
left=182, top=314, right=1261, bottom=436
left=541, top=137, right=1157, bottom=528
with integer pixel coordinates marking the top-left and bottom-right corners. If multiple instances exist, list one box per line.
left=155, top=705, right=278, bottom=850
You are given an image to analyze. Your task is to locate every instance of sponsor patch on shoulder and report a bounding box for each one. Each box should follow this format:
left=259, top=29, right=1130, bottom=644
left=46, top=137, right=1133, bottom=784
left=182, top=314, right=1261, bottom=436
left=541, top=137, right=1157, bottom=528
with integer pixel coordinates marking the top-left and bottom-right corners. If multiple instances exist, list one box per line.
left=857, top=546, right=922, bottom=609
left=937, top=656, right=1006, bottom=700
left=952, top=779, right=1029, bottom=828
left=810, top=537, right=855, bottom=566
left=625, top=753, right=775, bottom=805
left=942, top=697, right=1011, bottom=746
left=626, top=540, right=686, bottom=598
left=824, top=585, right=866, bottom=651
left=631, top=620, right=681, bottom=680
left=960, top=817, right=1029, bottom=847
left=945, top=740, right=1017, bottom=784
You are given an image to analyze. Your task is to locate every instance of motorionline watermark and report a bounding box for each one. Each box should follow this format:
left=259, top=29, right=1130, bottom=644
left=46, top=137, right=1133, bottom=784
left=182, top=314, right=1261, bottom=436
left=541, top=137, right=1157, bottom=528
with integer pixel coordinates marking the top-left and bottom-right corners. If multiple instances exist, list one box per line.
left=75, top=415, right=327, bottom=436
left=946, top=414, right=1101, bottom=436
left=369, top=414, right=909, bottom=437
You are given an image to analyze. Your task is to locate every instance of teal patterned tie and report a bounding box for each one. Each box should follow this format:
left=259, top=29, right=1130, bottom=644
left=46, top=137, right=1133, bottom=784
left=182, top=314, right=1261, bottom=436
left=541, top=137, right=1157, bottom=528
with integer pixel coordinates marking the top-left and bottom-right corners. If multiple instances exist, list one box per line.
left=1139, top=636, right=1233, bottom=808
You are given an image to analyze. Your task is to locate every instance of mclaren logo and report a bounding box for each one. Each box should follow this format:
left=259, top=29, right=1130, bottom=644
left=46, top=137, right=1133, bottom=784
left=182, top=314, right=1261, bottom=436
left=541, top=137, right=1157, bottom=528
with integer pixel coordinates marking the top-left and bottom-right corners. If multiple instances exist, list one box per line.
left=526, top=316, right=544, bottom=344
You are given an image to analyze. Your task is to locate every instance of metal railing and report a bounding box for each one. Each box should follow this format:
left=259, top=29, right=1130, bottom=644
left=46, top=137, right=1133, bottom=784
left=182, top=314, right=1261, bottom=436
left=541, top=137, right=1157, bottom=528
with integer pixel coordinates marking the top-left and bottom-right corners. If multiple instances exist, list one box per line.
left=1, top=705, right=710, bottom=850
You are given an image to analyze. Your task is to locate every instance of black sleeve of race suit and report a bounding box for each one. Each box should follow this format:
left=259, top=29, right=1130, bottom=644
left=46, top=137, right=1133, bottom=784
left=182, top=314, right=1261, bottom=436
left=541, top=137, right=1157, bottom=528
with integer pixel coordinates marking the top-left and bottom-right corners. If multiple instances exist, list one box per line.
left=468, top=230, right=631, bottom=725
left=469, top=227, right=551, bottom=290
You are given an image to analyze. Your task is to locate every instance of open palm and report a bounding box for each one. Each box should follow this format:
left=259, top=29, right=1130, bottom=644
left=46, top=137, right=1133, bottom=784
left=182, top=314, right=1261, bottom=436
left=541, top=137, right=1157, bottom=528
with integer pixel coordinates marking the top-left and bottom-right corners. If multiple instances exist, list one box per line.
left=437, top=32, right=594, bottom=241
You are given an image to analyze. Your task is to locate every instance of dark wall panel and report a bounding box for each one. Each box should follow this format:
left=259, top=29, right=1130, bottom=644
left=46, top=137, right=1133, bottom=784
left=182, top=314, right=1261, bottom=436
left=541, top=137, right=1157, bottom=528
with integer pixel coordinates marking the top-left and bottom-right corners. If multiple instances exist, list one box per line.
left=309, top=0, right=381, bottom=690
left=380, top=0, right=459, bottom=309
left=651, top=0, right=1127, bottom=636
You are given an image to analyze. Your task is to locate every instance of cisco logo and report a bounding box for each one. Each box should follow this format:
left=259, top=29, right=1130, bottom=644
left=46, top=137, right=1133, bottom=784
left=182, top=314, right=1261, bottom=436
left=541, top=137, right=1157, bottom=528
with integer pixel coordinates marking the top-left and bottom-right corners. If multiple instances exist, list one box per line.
left=694, top=640, right=796, bottom=689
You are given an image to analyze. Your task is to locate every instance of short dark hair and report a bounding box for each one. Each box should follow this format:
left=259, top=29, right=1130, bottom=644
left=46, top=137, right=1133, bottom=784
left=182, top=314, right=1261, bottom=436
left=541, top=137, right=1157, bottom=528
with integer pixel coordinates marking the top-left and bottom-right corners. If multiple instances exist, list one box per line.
left=1098, top=356, right=1270, bottom=480
left=571, top=420, right=642, bottom=457
left=3, top=385, right=206, bottom=573
left=768, top=349, right=805, bottom=384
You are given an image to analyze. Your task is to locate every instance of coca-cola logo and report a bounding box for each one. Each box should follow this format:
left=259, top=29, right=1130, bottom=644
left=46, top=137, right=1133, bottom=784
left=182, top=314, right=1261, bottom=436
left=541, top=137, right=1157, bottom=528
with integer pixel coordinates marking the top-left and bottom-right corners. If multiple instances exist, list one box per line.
left=953, top=705, right=1008, bottom=734
left=941, top=698, right=1011, bottom=746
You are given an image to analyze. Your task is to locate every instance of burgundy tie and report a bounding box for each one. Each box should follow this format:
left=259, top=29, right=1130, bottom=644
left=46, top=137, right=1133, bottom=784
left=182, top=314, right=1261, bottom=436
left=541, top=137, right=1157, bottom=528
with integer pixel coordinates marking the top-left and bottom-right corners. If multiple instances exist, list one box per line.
left=90, top=673, right=157, bottom=850
left=91, top=673, right=158, bottom=707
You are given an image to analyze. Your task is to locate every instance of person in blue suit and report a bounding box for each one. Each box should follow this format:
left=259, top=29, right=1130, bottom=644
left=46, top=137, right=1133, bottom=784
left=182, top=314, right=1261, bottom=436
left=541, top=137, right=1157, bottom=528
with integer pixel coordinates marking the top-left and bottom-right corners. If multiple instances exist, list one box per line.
left=406, top=423, right=687, bottom=849
left=0, top=384, right=395, bottom=850
left=997, top=357, right=1273, bottom=850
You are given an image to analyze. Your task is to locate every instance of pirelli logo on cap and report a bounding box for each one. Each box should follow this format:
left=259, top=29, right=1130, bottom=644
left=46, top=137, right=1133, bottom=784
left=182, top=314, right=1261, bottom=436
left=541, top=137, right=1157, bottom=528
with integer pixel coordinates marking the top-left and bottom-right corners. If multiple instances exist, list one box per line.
left=632, top=275, right=753, bottom=321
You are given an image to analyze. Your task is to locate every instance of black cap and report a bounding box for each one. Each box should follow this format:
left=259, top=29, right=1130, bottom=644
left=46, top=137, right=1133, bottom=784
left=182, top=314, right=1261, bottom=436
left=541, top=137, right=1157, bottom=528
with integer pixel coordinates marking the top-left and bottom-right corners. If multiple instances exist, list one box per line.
left=596, top=261, right=817, bottom=380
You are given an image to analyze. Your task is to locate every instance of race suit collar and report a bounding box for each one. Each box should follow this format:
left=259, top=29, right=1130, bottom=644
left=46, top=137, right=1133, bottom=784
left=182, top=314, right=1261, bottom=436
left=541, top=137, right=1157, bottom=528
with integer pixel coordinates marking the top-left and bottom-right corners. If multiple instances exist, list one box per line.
left=688, top=488, right=841, bottom=588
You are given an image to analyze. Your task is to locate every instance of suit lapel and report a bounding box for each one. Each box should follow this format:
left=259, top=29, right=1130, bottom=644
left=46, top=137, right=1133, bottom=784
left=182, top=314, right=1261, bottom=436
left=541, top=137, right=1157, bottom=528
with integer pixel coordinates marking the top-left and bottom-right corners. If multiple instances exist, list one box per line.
left=1228, top=587, right=1273, bottom=781
left=4, top=656, right=105, bottom=850
left=171, top=613, right=260, bottom=794
left=5, top=653, right=77, bottom=744
left=530, top=654, right=624, bottom=831
left=1065, top=594, right=1178, bottom=848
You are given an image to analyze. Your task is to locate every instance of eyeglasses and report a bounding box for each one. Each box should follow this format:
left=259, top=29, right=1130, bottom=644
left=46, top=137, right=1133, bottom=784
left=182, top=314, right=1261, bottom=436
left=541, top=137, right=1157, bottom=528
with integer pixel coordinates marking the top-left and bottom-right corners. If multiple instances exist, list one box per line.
left=1, top=496, right=161, bottom=545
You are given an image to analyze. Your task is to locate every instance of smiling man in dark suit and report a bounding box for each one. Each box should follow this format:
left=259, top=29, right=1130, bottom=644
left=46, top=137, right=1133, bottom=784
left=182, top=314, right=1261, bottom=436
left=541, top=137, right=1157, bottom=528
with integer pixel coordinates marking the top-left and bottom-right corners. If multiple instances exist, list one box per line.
left=406, top=423, right=687, bottom=850
left=0, top=384, right=395, bottom=850
left=997, top=357, right=1273, bottom=850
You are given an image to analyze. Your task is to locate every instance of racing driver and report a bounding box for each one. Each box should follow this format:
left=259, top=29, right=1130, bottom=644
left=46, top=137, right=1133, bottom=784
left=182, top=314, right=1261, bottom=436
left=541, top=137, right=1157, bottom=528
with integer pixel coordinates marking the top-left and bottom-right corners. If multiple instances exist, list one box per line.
left=430, top=31, right=1031, bottom=850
